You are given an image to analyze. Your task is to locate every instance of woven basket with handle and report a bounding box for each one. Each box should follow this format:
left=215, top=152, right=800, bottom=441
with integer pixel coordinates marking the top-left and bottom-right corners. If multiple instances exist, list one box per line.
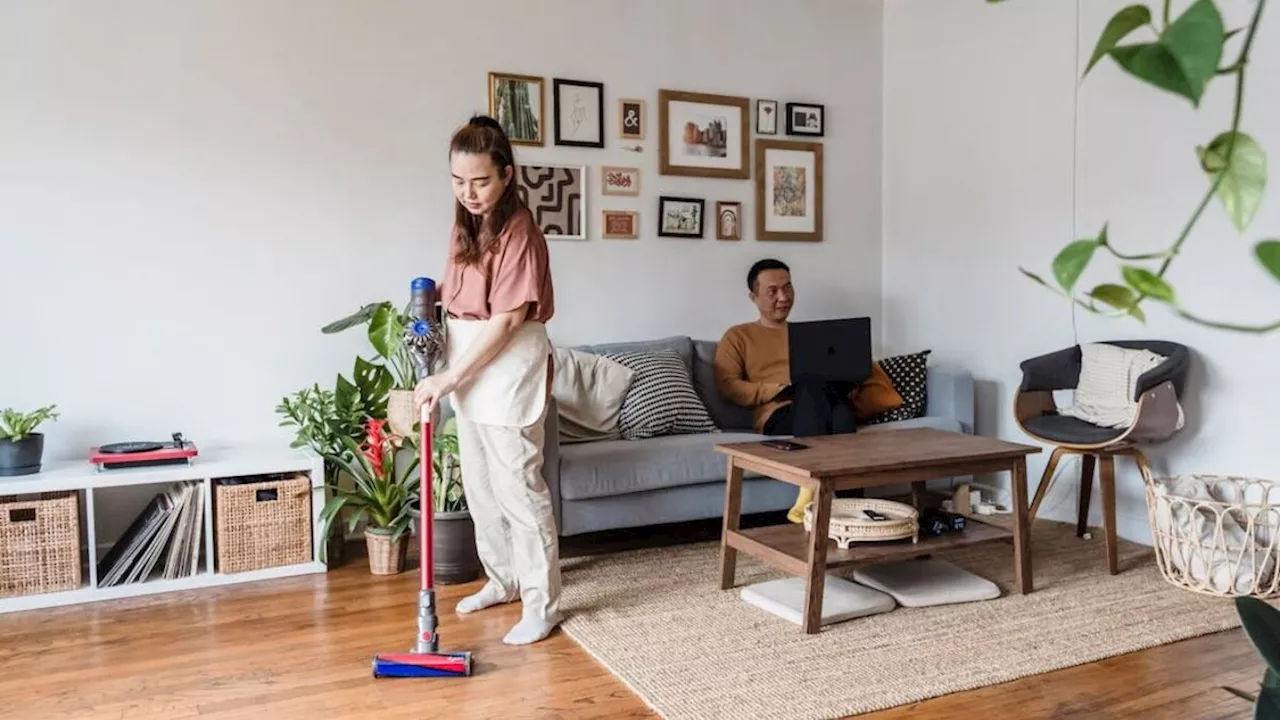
left=215, top=474, right=311, bottom=574
left=803, top=498, right=919, bottom=548
left=0, top=491, right=81, bottom=597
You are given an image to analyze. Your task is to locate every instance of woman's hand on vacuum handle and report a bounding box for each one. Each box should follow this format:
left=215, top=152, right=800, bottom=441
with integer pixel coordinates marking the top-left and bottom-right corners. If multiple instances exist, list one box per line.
left=414, top=372, right=457, bottom=415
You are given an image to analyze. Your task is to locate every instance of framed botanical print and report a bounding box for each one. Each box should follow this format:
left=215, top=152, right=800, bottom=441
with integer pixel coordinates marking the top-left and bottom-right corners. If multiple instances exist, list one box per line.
left=553, top=78, right=604, bottom=148
left=488, top=71, right=544, bottom=146
left=715, top=201, right=742, bottom=240
left=617, top=98, right=645, bottom=140
left=785, top=102, right=825, bottom=137
left=755, top=139, right=823, bottom=241
left=756, top=99, right=778, bottom=135
left=514, top=163, right=586, bottom=240
left=657, top=89, right=750, bottom=179
left=601, top=210, right=639, bottom=239
left=658, top=196, right=705, bottom=238
left=601, top=165, right=640, bottom=196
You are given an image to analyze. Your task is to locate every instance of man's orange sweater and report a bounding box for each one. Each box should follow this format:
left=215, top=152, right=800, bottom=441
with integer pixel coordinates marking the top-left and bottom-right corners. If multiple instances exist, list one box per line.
left=712, top=321, right=904, bottom=433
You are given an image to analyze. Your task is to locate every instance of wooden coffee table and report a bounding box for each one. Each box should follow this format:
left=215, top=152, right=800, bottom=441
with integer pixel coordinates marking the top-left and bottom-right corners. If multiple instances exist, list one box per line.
left=715, top=427, right=1041, bottom=634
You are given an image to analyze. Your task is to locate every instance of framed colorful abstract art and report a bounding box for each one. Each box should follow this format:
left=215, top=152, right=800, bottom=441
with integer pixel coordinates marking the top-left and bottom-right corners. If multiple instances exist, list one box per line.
left=754, top=139, right=823, bottom=241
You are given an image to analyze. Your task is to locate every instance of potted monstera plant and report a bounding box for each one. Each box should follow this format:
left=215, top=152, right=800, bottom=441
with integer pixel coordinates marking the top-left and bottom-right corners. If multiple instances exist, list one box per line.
left=322, top=300, right=420, bottom=437
left=409, top=415, right=479, bottom=584
left=0, top=405, right=59, bottom=477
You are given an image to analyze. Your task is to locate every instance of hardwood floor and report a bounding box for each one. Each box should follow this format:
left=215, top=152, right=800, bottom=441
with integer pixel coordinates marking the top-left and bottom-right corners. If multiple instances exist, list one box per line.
left=0, top=520, right=1266, bottom=720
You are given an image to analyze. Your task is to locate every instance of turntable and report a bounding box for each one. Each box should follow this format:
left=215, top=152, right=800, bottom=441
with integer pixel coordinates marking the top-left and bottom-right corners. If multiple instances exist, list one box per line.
left=89, top=433, right=198, bottom=471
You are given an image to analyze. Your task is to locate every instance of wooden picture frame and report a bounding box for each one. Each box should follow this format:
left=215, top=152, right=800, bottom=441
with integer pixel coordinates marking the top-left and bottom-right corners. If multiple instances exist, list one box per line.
left=657, top=89, right=750, bottom=179
left=755, top=139, right=823, bottom=242
left=617, top=98, right=645, bottom=140
left=601, top=165, right=640, bottom=196
left=488, top=71, right=544, bottom=146
left=658, top=196, right=705, bottom=238
left=601, top=210, right=639, bottom=239
left=715, top=201, right=742, bottom=240
left=553, top=78, right=605, bottom=148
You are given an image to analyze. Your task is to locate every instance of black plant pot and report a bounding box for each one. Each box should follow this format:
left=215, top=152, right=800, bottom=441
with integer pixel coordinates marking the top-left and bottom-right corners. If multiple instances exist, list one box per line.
left=411, top=505, right=481, bottom=585
left=0, top=434, right=44, bottom=477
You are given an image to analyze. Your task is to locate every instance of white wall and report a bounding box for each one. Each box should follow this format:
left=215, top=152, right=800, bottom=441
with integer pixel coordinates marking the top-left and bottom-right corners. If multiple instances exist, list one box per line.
left=1, top=0, right=884, bottom=473
left=884, top=0, right=1280, bottom=543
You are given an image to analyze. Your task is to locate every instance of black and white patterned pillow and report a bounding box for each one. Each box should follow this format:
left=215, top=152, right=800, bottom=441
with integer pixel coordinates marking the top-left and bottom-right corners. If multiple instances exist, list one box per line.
left=863, top=350, right=931, bottom=425
left=602, top=349, right=719, bottom=440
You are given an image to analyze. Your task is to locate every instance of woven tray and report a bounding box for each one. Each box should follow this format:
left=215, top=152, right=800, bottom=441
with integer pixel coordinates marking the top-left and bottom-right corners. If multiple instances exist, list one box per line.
left=803, top=498, right=919, bottom=548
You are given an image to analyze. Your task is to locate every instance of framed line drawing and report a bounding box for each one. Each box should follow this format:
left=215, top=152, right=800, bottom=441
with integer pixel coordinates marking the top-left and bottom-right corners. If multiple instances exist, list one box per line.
left=756, top=99, right=778, bottom=135
left=553, top=78, right=604, bottom=148
left=488, top=71, right=544, bottom=146
left=657, top=89, right=750, bottom=179
left=514, top=163, right=586, bottom=240
left=755, top=139, right=823, bottom=241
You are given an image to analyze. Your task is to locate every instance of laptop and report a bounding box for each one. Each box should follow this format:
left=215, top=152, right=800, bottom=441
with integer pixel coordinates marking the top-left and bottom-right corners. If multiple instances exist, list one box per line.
left=786, top=317, right=873, bottom=390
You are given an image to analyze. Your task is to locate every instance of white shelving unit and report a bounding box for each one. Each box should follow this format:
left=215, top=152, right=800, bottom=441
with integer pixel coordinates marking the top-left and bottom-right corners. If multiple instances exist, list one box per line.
left=0, top=445, right=327, bottom=614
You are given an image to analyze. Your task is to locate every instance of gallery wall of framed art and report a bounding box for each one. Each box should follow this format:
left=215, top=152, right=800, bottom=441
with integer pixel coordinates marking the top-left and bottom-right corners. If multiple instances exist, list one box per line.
left=483, top=70, right=827, bottom=243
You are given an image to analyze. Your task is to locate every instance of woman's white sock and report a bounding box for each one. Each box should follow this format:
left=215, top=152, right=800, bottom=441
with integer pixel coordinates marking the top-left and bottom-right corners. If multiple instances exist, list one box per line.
left=502, top=613, right=562, bottom=645
left=455, top=582, right=513, bottom=614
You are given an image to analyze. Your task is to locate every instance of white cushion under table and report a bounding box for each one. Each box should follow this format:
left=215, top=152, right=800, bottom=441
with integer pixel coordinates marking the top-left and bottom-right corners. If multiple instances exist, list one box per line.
left=740, top=575, right=896, bottom=627
left=851, top=558, right=1001, bottom=607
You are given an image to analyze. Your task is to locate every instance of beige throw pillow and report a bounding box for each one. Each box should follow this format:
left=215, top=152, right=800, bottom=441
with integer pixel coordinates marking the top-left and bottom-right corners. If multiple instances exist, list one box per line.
left=551, top=346, right=635, bottom=443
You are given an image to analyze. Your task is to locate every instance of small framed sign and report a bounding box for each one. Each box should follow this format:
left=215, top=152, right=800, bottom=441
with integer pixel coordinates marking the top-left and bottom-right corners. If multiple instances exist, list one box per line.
left=617, top=98, right=645, bottom=140
left=602, top=210, right=639, bottom=239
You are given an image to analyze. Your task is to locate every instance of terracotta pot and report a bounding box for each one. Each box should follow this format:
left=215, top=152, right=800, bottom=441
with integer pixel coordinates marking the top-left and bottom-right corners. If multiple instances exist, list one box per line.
left=387, top=389, right=417, bottom=438
left=364, top=528, right=407, bottom=575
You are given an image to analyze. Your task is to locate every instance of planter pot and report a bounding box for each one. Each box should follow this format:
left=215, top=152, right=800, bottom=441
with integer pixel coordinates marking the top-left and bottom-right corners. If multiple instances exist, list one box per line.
left=364, top=528, right=408, bottom=575
left=0, top=434, right=44, bottom=477
left=387, top=389, right=417, bottom=438
left=410, top=506, right=481, bottom=585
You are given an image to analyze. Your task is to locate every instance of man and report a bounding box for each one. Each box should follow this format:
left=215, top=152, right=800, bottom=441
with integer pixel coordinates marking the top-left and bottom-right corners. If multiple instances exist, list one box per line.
left=713, top=258, right=904, bottom=522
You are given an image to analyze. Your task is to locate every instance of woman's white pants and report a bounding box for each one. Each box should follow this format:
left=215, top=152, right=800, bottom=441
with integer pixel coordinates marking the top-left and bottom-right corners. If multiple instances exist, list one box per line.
left=454, top=408, right=561, bottom=622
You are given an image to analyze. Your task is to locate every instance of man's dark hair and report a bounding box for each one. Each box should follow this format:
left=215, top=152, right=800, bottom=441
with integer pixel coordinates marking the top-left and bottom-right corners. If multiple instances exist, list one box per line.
left=747, top=258, right=790, bottom=292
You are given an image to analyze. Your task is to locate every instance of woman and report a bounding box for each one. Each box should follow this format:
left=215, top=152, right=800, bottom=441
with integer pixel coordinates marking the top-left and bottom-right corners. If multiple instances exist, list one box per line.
left=413, top=115, right=560, bottom=646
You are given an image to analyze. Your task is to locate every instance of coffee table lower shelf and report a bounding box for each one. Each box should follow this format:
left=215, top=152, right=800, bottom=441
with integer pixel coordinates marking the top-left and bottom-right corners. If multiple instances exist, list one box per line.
left=725, top=519, right=1013, bottom=577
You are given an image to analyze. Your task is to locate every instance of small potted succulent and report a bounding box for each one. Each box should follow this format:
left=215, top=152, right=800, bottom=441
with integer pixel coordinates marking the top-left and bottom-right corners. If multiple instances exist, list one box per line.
left=0, top=405, right=59, bottom=477
left=319, top=418, right=420, bottom=575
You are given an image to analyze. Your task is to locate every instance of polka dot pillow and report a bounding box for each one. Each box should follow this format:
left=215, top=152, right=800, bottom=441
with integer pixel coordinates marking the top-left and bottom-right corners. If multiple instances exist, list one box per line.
left=862, top=350, right=931, bottom=425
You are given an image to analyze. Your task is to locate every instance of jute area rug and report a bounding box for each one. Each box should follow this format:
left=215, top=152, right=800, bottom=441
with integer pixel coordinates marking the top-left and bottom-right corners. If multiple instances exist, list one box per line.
left=558, top=519, right=1243, bottom=720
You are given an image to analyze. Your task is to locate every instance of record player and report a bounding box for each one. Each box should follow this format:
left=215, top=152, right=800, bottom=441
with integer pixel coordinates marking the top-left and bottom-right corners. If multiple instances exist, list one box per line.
left=89, top=433, right=198, bottom=471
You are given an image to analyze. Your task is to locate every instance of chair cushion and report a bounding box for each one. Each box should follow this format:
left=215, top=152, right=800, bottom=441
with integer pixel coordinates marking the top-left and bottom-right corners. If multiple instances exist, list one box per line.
left=602, top=349, right=718, bottom=440
left=692, top=339, right=756, bottom=432
left=1023, top=413, right=1126, bottom=445
left=558, top=431, right=766, bottom=500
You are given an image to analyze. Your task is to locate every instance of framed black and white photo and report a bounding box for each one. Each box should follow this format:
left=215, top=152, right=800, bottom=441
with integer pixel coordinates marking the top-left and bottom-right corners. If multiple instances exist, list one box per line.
left=554, top=78, right=604, bottom=148
left=756, top=99, right=778, bottom=135
left=658, top=196, right=705, bottom=238
left=785, top=102, right=824, bottom=137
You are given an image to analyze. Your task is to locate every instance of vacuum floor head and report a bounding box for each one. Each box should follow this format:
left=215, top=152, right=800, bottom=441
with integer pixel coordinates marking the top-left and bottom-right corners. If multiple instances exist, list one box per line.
left=372, top=651, right=472, bottom=678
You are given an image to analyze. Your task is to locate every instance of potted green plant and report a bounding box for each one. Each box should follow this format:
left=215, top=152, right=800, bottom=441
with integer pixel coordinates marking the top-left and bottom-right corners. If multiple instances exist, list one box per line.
left=408, top=415, right=480, bottom=584
left=322, top=301, right=420, bottom=436
left=0, top=405, right=59, bottom=477
left=318, top=418, right=420, bottom=575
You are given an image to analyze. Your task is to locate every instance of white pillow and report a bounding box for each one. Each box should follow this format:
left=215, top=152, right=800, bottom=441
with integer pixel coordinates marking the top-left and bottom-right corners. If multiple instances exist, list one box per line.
left=551, top=346, right=635, bottom=443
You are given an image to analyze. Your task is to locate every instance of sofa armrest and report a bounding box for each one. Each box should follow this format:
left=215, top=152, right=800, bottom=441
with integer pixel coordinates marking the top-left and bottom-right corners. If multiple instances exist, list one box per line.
left=926, top=366, right=975, bottom=434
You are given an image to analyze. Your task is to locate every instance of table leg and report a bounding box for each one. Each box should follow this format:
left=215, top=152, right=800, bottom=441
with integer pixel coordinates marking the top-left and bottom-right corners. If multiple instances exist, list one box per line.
left=802, top=482, right=833, bottom=634
left=719, top=459, right=744, bottom=590
left=1011, top=457, right=1033, bottom=593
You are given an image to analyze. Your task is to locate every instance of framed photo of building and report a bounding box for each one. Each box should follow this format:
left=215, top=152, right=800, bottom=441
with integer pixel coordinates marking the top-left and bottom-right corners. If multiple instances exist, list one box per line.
left=601, top=166, right=640, bottom=196
left=553, top=78, right=604, bottom=148
left=617, top=98, right=645, bottom=140
left=785, top=102, right=825, bottom=137
left=715, top=201, right=742, bottom=240
left=602, top=210, right=639, bottom=239
left=658, top=196, right=705, bottom=238
left=514, top=163, right=586, bottom=240
left=488, top=71, right=544, bottom=146
left=657, top=89, right=750, bottom=179
left=754, top=139, right=823, bottom=241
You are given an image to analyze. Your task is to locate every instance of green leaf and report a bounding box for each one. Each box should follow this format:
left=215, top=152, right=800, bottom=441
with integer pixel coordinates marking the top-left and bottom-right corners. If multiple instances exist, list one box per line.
left=1198, top=132, right=1267, bottom=232
left=1088, top=283, right=1138, bottom=311
left=1237, top=598, right=1280, bottom=673
left=1257, top=684, right=1280, bottom=720
left=321, top=302, right=381, bottom=334
left=1053, top=239, right=1101, bottom=292
left=368, top=303, right=403, bottom=362
left=1085, top=5, right=1153, bottom=77
left=1122, top=265, right=1176, bottom=302
left=1109, top=0, right=1224, bottom=106
left=1019, top=267, right=1052, bottom=289
left=1258, top=241, right=1280, bottom=283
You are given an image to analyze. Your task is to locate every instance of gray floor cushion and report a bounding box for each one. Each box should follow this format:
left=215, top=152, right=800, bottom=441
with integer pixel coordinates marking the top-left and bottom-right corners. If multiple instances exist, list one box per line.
left=851, top=558, right=1001, bottom=607
left=740, top=576, right=897, bottom=627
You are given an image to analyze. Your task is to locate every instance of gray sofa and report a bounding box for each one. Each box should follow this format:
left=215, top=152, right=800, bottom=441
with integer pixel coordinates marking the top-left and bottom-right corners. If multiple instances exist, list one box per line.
left=541, top=335, right=975, bottom=537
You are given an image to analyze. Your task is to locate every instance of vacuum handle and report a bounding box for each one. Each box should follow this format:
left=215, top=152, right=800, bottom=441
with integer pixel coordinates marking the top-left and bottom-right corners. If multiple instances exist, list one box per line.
left=420, top=402, right=433, bottom=593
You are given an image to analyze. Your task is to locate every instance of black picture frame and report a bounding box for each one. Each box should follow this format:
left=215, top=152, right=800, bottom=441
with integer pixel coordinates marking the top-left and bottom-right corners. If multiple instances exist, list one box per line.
left=553, top=78, right=605, bottom=148
left=756, top=99, right=778, bottom=135
left=785, top=102, right=825, bottom=137
left=657, top=196, right=705, bottom=238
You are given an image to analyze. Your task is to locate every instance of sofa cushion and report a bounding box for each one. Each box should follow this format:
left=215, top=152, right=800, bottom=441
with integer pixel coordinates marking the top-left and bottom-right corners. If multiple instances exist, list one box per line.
left=692, top=339, right=756, bottom=432
left=552, top=346, right=635, bottom=443
left=576, top=335, right=694, bottom=376
left=858, top=414, right=963, bottom=435
left=603, top=349, right=718, bottom=440
left=862, top=350, right=931, bottom=426
left=559, top=431, right=767, bottom=500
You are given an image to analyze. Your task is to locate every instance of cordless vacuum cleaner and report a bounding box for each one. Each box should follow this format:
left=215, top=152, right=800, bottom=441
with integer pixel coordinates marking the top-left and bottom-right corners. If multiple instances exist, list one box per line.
left=372, top=277, right=472, bottom=679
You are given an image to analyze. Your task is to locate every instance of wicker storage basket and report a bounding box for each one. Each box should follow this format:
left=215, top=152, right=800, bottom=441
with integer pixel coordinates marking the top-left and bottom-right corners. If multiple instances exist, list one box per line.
left=0, top=491, right=82, bottom=597
left=215, top=474, right=312, bottom=574
left=803, top=498, right=919, bottom=548
left=1146, top=474, right=1280, bottom=598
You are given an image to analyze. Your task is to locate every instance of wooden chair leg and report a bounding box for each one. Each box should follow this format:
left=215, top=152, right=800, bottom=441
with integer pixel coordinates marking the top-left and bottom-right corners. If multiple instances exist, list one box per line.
left=1099, top=454, right=1119, bottom=575
left=1077, top=454, right=1095, bottom=539
left=1130, top=448, right=1154, bottom=484
left=1028, top=446, right=1066, bottom=522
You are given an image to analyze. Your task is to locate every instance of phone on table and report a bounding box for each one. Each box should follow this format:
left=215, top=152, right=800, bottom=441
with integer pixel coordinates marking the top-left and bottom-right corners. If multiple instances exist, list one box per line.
left=761, top=439, right=808, bottom=451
